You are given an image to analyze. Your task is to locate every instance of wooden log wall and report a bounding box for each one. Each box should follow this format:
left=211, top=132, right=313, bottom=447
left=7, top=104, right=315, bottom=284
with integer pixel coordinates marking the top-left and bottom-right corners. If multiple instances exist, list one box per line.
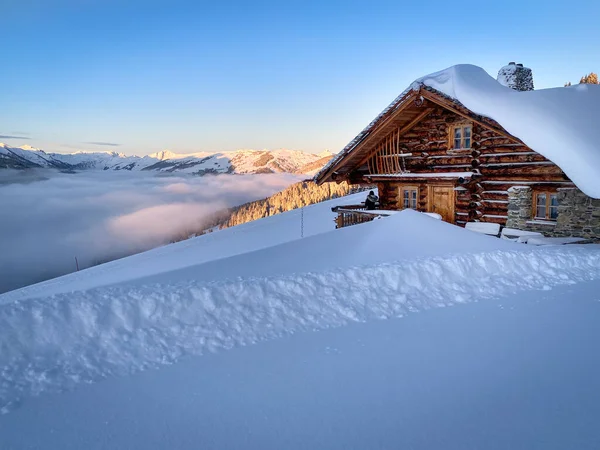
left=367, top=104, right=574, bottom=225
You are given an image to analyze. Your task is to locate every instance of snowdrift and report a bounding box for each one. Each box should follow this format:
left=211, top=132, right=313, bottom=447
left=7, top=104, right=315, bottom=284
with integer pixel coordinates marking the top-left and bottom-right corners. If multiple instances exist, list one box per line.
left=2, top=210, right=600, bottom=414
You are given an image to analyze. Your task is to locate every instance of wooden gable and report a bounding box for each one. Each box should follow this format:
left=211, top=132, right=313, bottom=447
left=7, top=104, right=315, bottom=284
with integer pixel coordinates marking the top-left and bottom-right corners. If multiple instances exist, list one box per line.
left=318, top=87, right=570, bottom=186
left=316, top=87, right=522, bottom=185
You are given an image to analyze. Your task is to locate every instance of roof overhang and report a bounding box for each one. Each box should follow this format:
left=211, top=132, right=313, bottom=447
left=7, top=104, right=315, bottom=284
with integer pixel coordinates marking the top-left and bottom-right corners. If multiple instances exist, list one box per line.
left=315, top=88, right=422, bottom=184
left=315, top=85, right=523, bottom=185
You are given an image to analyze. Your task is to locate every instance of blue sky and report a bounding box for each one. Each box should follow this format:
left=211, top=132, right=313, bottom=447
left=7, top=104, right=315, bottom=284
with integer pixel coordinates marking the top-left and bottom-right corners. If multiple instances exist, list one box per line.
left=1, top=0, right=598, bottom=155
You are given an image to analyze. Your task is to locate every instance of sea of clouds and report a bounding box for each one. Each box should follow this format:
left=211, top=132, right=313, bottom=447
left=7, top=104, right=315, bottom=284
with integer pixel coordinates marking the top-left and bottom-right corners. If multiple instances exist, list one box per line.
left=0, top=170, right=302, bottom=294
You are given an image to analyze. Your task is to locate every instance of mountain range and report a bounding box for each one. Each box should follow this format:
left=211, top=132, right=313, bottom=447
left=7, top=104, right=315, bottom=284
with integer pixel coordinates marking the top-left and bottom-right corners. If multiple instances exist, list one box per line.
left=0, top=144, right=334, bottom=176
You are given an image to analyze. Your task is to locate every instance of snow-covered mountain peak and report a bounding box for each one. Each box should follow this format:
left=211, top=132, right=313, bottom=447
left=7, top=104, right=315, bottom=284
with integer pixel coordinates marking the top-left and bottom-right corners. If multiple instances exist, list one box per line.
left=0, top=144, right=334, bottom=175
left=148, top=150, right=180, bottom=161
left=18, top=145, right=42, bottom=151
left=317, top=150, right=335, bottom=158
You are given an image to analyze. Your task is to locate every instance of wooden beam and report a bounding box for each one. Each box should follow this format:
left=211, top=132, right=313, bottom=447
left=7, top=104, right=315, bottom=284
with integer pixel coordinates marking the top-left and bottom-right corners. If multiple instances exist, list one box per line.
left=358, top=107, right=435, bottom=170
left=315, top=91, right=420, bottom=184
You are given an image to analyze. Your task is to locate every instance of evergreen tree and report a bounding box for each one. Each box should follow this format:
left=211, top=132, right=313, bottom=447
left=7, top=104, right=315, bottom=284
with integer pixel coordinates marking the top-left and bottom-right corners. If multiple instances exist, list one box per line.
left=221, top=181, right=356, bottom=228
left=580, top=73, right=599, bottom=84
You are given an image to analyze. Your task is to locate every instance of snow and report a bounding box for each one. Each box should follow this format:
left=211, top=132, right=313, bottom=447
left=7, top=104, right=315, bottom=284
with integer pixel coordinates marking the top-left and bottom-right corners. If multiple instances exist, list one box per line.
left=3, top=281, right=600, bottom=450
left=373, top=171, right=473, bottom=178
left=2, top=188, right=600, bottom=447
left=464, top=221, right=501, bottom=236
left=526, top=236, right=590, bottom=245
left=414, top=64, right=600, bottom=198
left=500, top=227, right=544, bottom=240
left=526, top=219, right=557, bottom=226
left=2, top=201, right=600, bottom=416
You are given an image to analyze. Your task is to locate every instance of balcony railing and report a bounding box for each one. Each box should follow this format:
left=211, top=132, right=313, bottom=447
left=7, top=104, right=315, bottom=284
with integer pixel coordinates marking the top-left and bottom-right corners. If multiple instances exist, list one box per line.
left=332, top=204, right=396, bottom=228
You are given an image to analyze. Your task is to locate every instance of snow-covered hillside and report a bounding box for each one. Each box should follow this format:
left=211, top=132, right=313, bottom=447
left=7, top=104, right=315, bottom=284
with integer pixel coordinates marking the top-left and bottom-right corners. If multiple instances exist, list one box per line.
left=1, top=191, right=600, bottom=448
left=0, top=143, right=333, bottom=175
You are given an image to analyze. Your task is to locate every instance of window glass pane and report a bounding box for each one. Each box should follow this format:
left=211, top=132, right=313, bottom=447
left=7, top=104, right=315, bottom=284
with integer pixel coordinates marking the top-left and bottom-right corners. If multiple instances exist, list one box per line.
left=536, top=193, right=547, bottom=218
left=536, top=205, right=546, bottom=219
left=453, top=128, right=462, bottom=149
left=411, top=190, right=417, bottom=209
left=549, top=194, right=559, bottom=219
left=463, top=127, right=471, bottom=148
left=403, top=190, right=409, bottom=209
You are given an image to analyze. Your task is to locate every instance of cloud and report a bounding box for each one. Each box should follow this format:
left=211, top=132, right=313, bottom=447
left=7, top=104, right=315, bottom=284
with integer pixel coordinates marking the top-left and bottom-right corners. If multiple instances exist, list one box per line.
left=0, top=171, right=301, bottom=294
left=0, top=135, right=31, bottom=140
left=85, top=141, right=121, bottom=147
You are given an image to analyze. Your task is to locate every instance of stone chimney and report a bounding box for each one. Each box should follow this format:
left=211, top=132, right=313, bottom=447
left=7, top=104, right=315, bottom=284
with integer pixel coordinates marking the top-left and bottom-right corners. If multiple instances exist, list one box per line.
left=497, top=62, right=534, bottom=91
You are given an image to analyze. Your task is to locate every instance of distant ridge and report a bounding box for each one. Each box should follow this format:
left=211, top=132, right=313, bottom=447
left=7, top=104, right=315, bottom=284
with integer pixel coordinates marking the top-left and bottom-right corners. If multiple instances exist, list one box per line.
left=0, top=144, right=334, bottom=175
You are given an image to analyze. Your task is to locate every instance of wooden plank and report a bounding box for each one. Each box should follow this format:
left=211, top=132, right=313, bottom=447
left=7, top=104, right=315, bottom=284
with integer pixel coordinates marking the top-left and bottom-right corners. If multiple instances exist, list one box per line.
left=481, top=191, right=509, bottom=201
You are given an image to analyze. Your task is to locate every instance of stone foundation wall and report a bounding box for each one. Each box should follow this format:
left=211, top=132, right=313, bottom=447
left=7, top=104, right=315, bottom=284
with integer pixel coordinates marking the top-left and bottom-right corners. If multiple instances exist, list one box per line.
left=507, top=186, right=600, bottom=239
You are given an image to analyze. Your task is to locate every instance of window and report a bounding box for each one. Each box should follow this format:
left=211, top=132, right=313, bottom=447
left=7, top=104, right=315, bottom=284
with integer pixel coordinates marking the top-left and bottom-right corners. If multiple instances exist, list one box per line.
left=450, top=124, right=472, bottom=150
left=534, top=191, right=559, bottom=220
left=399, top=186, right=418, bottom=209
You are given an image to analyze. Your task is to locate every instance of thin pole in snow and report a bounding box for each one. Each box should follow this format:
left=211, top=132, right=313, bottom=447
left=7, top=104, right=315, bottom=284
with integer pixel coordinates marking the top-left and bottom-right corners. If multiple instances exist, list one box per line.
left=301, top=206, right=304, bottom=238
left=75, top=256, right=80, bottom=272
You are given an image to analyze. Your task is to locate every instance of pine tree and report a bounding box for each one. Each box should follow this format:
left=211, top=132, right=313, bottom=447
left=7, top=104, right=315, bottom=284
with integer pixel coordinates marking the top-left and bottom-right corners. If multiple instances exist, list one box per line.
left=219, top=181, right=357, bottom=229
left=579, top=73, right=599, bottom=84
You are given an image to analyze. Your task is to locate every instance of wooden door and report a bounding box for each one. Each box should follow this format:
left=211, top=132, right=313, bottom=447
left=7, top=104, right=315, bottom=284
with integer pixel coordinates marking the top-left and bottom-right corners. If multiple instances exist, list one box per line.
left=428, top=185, right=455, bottom=223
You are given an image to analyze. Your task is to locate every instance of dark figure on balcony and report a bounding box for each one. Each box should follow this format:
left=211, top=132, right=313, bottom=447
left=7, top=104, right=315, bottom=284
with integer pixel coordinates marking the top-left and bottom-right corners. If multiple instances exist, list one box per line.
left=365, top=191, right=379, bottom=210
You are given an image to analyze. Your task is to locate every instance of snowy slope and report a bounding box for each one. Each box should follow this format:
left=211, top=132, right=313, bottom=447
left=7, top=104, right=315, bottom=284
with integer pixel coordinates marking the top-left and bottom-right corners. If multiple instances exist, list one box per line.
left=3, top=281, right=600, bottom=449
left=413, top=64, right=600, bottom=198
left=0, top=143, right=71, bottom=169
left=2, top=187, right=600, bottom=447
left=2, top=200, right=600, bottom=417
left=0, top=144, right=333, bottom=175
left=0, top=192, right=368, bottom=302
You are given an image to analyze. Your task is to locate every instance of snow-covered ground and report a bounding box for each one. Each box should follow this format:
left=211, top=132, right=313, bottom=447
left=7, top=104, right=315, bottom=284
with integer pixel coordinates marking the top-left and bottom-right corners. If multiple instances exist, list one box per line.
left=2, top=191, right=600, bottom=448
left=2, top=281, right=600, bottom=449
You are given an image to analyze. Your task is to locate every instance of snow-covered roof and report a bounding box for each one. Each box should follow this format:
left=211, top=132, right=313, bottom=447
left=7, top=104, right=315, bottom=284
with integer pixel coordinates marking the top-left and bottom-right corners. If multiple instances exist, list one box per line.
left=415, top=65, right=600, bottom=198
left=318, top=64, right=600, bottom=198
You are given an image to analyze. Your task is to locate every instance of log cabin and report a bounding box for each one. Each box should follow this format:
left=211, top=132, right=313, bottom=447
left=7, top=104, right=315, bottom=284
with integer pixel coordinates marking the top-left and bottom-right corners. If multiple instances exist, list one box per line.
left=315, top=63, right=600, bottom=240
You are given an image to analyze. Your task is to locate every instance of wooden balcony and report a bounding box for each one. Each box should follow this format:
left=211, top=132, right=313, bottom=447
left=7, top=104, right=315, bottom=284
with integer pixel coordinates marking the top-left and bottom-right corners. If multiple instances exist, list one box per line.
left=332, top=204, right=397, bottom=228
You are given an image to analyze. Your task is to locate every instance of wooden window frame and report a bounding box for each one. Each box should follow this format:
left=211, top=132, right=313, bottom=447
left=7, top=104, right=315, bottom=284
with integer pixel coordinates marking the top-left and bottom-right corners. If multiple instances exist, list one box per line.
left=398, top=185, right=419, bottom=210
left=448, top=123, right=473, bottom=151
left=533, top=190, right=559, bottom=221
